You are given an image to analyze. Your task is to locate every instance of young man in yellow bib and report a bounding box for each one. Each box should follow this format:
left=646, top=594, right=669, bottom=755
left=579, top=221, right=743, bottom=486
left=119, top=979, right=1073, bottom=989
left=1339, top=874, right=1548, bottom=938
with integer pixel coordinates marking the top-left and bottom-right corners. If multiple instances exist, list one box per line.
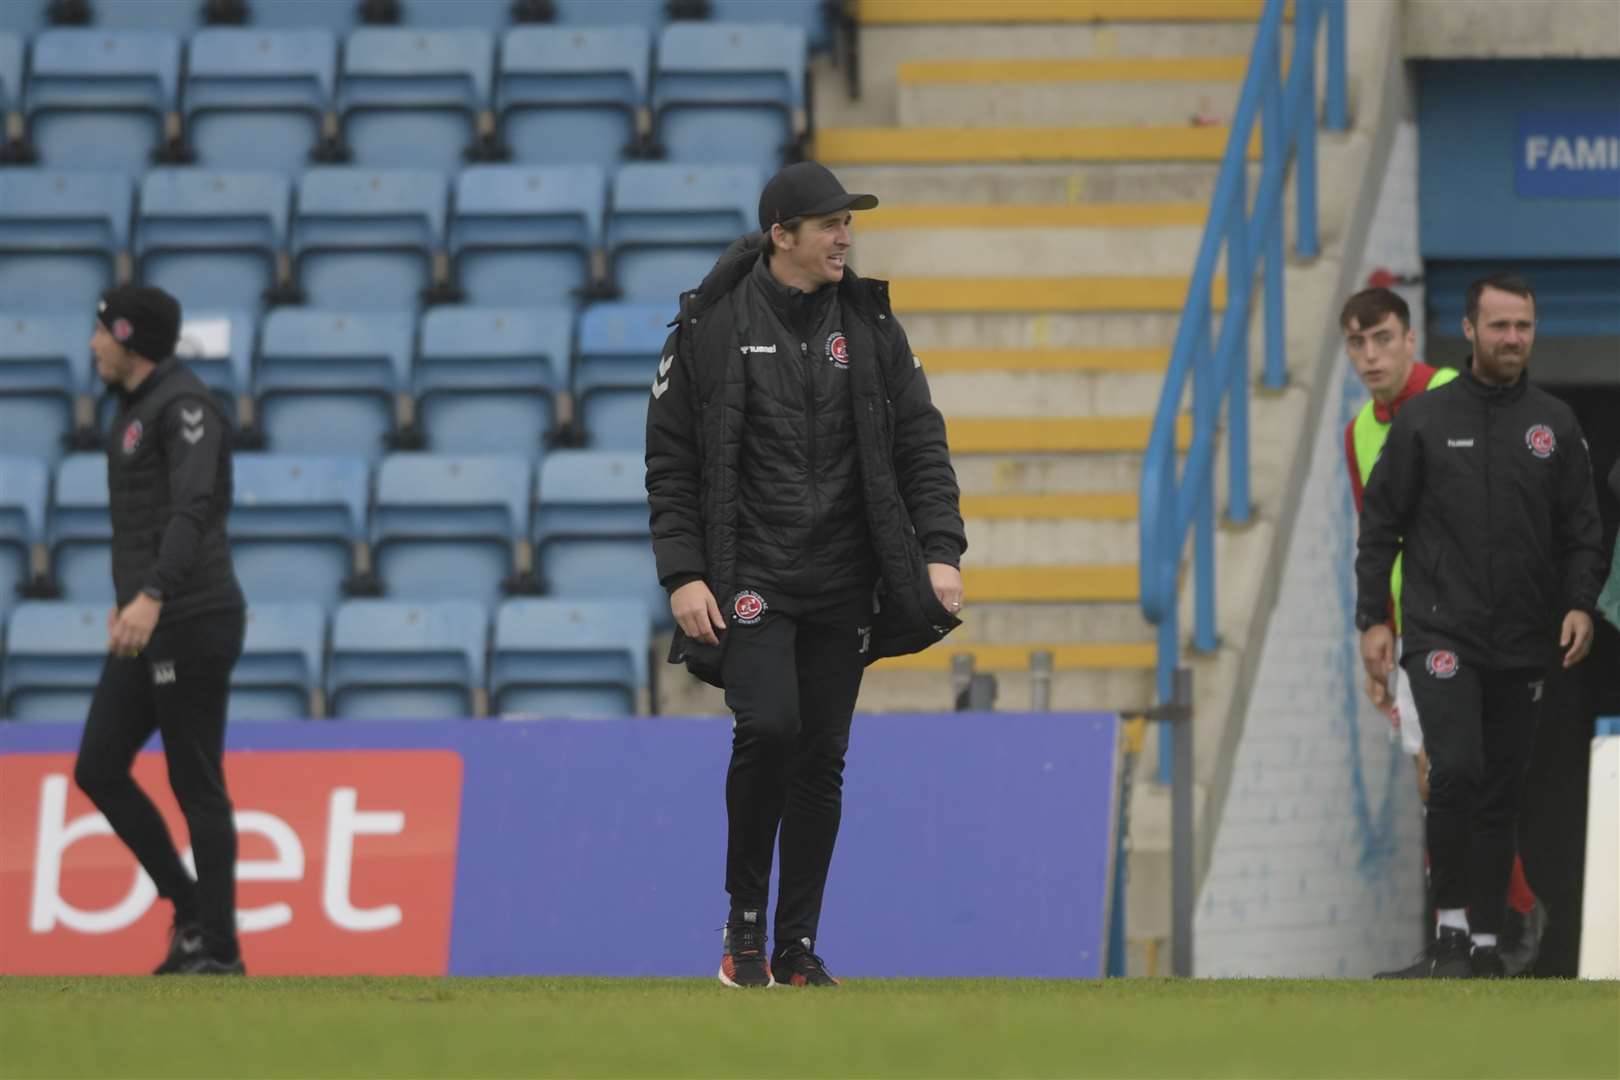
left=1339, top=286, right=1543, bottom=976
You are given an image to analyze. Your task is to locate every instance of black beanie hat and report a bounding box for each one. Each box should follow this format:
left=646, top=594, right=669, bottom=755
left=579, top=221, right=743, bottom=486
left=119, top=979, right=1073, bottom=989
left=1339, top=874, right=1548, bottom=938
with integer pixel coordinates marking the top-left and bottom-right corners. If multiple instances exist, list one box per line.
left=97, top=285, right=182, bottom=363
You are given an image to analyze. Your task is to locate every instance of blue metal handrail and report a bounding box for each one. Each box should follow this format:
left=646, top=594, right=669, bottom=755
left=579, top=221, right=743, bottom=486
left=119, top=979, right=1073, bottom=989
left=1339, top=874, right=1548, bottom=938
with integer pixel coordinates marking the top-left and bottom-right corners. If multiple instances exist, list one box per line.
left=1138, top=0, right=1347, bottom=779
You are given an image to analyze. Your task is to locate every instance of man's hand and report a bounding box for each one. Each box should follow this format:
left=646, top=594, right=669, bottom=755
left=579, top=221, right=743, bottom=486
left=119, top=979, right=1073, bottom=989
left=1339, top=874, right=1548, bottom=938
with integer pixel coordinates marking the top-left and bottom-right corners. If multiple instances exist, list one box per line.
left=1360, top=623, right=1395, bottom=684
left=1364, top=672, right=1393, bottom=721
left=671, top=580, right=726, bottom=647
left=1561, top=609, right=1594, bottom=669
left=108, top=594, right=161, bottom=657
left=928, top=563, right=964, bottom=616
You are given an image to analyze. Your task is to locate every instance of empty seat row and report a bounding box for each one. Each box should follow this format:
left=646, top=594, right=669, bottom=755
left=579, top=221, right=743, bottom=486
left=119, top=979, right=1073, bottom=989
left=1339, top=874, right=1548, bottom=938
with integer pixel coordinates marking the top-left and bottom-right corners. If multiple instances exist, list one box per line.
left=0, top=164, right=760, bottom=314
left=0, top=1, right=835, bottom=49
left=0, top=597, right=653, bottom=722
left=0, top=450, right=664, bottom=627
left=0, top=23, right=808, bottom=177
left=1, top=302, right=670, bottom=461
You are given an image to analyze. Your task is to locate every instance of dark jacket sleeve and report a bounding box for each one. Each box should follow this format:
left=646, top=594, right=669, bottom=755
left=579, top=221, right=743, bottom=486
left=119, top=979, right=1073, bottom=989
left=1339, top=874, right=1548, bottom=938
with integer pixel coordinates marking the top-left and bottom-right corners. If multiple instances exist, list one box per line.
left=1355, top=402, right=1424, bottom=628
left=645, top=325, right=708, bottom=592
left=885, top=324, right=966, bottom=567
left=1554, top=419, right=1605, bottom=616
left=143, top=395, right=223, bottom=599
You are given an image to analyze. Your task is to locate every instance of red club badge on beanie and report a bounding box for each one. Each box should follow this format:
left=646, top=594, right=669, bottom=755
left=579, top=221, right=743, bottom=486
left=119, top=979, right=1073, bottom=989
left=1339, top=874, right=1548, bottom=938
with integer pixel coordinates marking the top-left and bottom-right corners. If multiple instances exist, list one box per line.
left=112, top=318, right=133, bottom=343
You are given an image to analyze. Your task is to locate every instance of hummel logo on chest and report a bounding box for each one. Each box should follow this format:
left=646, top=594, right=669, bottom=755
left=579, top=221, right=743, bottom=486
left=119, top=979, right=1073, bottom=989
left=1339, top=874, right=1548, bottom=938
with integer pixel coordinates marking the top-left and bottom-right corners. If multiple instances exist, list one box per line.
left=740, top=344, right=777, bottom=354
left=1446, top=438, right=1474, bottom=448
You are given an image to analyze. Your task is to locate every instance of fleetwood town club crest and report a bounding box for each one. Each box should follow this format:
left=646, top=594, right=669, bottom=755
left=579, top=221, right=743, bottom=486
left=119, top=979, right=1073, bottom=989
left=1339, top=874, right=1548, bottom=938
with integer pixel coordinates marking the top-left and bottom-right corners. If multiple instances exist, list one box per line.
left=1524, top=424, right=1556, bottom=459
left=825, top=332, right=849, bottom=368
left=1426, top=649, right=1459, bottom=679
left=121, top=418, right=144, bottom=455
left=732, top=590, right=767, bottom=625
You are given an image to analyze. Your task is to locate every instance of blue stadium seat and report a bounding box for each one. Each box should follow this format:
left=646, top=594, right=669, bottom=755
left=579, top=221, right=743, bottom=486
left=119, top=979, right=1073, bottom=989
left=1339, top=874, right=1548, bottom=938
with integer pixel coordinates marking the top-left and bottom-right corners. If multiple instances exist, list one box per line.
left=607, top=164, right=760, bottom=300
left=372, top=454, right=531, bottom=607
left=492, top=598, right=648, bottom=717
left=1, top=32, right=22, bottom=147
left=532, top=450, right=664, bottom=627
left=339, top=28, right=494, bottom=172
left=3, top=602, right=106, bottom=721
left=451, top=164, right=605, bottom=305
left=329, top=599, right=487, bottom=718
left=82, top=0, right=207, bottom=30
left=402, top=0, right=515, bottom=28
left=0, top=170, right=132, bottom=315
left=25, top=29, right=181, bottom=175
left=171, top=309, right=257, bottom=419
left=49, top=454, right=112, bottom=603
left=652, top=23, right=805, bottom=175
left=416, top=306, right=570, bottom=454
left=551, top=0, right=665, bottom=29
left=497, top=26, right=649, bottom=173
left=0, top=7, right=43, bottom=35
left=575, top=302, right=667, bottom=450
left=255, top=309, right=413, bottom=460
left=136, top=169, right=291, bottom=313
left=245, top=0, right=361, bottom=32
left=0, top=455, right=49, bottom=631
left=712, top=0, right=833, bottom=52
left=232, top=602, right=326, bottom=720
left=292, top=168, right=448, bottom=309
left=0, top=312, right=92, bottom=465
left=230, top=453, right=368, bottom=607
left=184, top=29, right=337, bottom=176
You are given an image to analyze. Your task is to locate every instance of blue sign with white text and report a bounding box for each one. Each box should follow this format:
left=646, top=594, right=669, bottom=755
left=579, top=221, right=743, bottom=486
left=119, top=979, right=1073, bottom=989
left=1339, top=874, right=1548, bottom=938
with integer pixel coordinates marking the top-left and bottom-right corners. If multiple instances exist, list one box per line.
left=1516, top=112, right=1620, bottom=198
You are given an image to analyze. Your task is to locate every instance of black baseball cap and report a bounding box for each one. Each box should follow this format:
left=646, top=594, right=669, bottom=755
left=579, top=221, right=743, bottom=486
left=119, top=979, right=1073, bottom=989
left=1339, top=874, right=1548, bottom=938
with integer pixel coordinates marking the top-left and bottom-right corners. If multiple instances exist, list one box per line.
left=758, top=161, right=878, bottom=232
left=97, top=284, right=182, bottom=363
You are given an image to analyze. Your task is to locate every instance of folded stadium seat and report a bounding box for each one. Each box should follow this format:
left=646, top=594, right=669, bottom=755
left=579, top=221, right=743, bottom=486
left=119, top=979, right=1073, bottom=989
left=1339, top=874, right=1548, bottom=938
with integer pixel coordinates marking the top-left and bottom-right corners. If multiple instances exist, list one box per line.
left=491, top=598, right=649, bottom=718
left=651, top=23, right=806, bottom=175
left=532, top=450, right=666, bottom=628
left=338, top=28, right=495, bottom=172
left=230, top=453, right=369, bottom=608
left=450, top=165, right=605, bottom=305
left=78, top=0, right=213, bottom=30
left=48, top=454, right=112, bottom=604
left=291, top=167, right=451, bottom=309
left=328, top=598, right=488, bottom=718
left=0, top=31, right=29, bottom=163
left=0, top=311, right=94, bottom=465
left=0, top=455, right=49, bottom=631
left=136, top=169, right=291, bottom=314
left=25, top=29, right=183, bottom=175
left=232, top=602, right=327, bottom=720
left=550, top=0, right=666, bottom=29
left=574, top=301, right=668, bottom=451
left=710, top=0, right=833, bottom=53
left=2, top=602, right=108, bottom=721
left=372, top=453, right=532, bottom=607
left=184, top=29, right=338, bottom=176
left=606, top=163, right=760, bottom=300
left=497, top=26, right=650, bottom=174
left=255, top=308, right=413, bottom=460
left=399, top=0, right=519, bottom=28
left=415, top=305, right=570, bottom=454
left=0, top=169, right=132, bottom=317
left=243, top=0, right=362, bottom=32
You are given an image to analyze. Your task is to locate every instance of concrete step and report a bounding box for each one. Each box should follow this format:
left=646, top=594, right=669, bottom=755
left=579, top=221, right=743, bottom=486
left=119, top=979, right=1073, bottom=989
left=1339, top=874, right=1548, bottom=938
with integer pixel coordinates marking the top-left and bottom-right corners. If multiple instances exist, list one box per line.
left=961, top=492, right=1137, bottom=518
left=949, top=601, right=1155, bottom=643
left=931, top=370, right=1175, bottom=418
left=898, top=58, right=1245, bottom=128
left=876, top=641, right=1153, bottom=672
left=891, top=275, right=1222, bottom=313
left=905, top=311, right=1184, bottom=351
left=921, top=347, right=1169, bottom=373
left=963, top=517, right=1139, bottom=566
left=835, top=163, right=1256, bottom=206
left=816, top=125, right=1257, bottom=166
left=861, top=204, right=1206, bottom=229
left=947, top=415, right=1192, bottom=454
left=954, top=453, right=1153, bottom=495
left=963, top=564, right=1138, bottom=602
left=857, top=224, right=1207, bottom=278
left=856, top=666, right=1156, bottom=713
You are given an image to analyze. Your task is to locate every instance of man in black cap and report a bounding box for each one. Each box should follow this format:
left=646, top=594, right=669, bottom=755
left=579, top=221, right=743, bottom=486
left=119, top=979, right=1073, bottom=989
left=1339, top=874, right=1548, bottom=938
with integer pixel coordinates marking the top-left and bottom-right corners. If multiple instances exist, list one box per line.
left=73, top=284, right=249, bottom=975
left=646, top=161, right=967, bottom=988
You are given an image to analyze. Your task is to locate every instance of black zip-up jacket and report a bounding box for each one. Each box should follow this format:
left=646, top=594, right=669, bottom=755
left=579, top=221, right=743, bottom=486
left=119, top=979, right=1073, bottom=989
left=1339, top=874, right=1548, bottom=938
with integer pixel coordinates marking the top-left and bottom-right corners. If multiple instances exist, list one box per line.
left=106, top=359, right=245, bottom=626
left=645, top=234, right=967, bottom=686
left=1356, top=364, right=1604, bottom=671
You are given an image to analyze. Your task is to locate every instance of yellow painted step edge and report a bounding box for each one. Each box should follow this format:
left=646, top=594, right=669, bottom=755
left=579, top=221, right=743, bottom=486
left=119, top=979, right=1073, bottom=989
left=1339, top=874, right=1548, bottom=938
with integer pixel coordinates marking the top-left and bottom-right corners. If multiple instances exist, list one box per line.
left=962, top=564, right=1140, bottom=602
left=891, top=276, right=1224, bottom=313
left=861, top=0, right=1272, bottom=25
left=898, top=57, right=1248, bottom=85
left=960, top=493, right=1139, bottom=520
left=920, top=348, right=1170, bottom=372
left=815, top=126, right=1258, bottom=165
left=875, top=642, right=1157, bottom=672
left=948, top=415, right=1194, bottom=453
left=860, top=203, right=1206, bottom=229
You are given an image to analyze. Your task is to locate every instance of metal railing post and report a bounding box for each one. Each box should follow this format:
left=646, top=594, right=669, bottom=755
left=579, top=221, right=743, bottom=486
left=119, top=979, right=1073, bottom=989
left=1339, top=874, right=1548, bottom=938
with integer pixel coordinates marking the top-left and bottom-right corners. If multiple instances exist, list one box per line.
left=1169, top=667, right=1195, bottom=977
left=1226, top=165, right=1252, bottom=524
left=1029, top=650, right=1053, bottom=713
left=1294, top=0, right=1321, bottom=259
left=1262, top=41, right=1287, bottom=389
left=1326, top=0, right=1348, bottom=130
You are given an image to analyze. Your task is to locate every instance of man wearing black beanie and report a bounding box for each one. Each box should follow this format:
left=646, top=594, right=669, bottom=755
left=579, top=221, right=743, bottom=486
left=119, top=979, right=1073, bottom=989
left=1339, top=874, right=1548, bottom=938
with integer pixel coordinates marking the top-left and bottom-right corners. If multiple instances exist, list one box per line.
left=73, top=284, right=249, bottom=975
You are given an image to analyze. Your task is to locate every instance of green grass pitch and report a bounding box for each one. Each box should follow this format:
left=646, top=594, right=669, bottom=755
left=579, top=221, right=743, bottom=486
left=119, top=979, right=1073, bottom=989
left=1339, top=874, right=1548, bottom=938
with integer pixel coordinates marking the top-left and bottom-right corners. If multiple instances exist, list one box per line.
left=2, top=976, right=1616, bottom=1078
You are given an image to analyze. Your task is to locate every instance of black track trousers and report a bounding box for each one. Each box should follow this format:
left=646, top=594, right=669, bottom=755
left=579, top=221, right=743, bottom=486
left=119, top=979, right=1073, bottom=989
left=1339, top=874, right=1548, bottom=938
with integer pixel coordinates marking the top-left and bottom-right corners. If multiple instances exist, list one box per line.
left=73, top=609, right=246, bottom=944
left=1402, top=648, right=1543, bottom=935
left=720, top=584, right=870, bottom=944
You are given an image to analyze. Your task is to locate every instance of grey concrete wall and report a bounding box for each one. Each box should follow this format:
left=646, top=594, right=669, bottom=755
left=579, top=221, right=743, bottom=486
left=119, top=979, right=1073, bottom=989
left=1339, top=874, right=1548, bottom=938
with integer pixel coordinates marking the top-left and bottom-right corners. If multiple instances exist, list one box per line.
left=1405, top=0, right=1620, bottom=59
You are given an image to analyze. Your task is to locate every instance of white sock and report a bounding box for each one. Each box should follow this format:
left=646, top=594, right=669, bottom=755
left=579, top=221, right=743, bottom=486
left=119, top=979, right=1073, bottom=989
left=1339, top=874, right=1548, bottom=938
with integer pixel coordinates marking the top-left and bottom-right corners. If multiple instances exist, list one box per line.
left=1437, top=908, right=1469, bottom=935
left=1472, top=933, right=1498, bottom=949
